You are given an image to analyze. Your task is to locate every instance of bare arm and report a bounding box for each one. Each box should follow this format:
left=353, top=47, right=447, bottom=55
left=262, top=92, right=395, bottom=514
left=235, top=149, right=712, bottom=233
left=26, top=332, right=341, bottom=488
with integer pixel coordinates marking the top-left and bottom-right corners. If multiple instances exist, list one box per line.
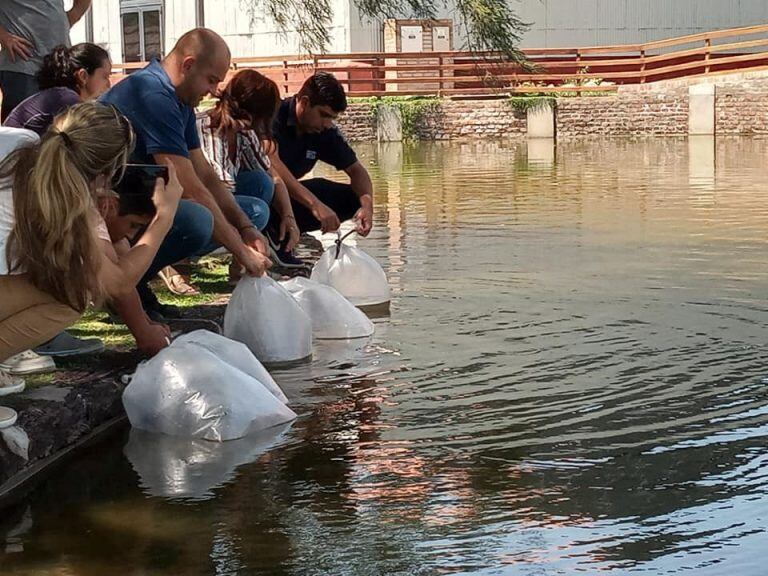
left=102, top=239, right=171, bottom=355
left=97, top=163, right=182, bottom=298
left=190, top=148, right=253, bottom=232
left=154, top=152, right=270, bottom=276
left=345, top=161, right=374, bottom=236
left=67, top=0, right=92, bottom=27
left=267, top=167, right=300, bottom=251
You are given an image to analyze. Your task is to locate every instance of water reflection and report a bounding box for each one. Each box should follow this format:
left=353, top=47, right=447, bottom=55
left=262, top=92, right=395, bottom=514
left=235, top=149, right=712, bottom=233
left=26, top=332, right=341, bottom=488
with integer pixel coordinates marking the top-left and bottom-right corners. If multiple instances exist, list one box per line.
left=3, top=138, right=768, bottom=575
left=124, top=425, right=293, bottom=501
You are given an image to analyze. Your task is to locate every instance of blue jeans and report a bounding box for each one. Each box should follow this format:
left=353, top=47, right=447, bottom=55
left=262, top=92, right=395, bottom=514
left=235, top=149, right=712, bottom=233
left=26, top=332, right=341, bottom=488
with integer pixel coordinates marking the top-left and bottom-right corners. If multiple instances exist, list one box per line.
left=235, top=168, right=274, bottom=205
left=195, top=192, right=271, bottom=257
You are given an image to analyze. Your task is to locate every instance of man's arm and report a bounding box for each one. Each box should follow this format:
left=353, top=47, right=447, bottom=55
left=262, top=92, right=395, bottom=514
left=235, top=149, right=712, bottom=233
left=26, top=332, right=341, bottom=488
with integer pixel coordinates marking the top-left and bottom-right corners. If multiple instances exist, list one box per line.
left=269, top=149, right=341, bottom=233
left=67, top=0, right=92, bottom=27
left=154, top=152, right=271, bottom=276
left=344, top=161, right=374, bottom=236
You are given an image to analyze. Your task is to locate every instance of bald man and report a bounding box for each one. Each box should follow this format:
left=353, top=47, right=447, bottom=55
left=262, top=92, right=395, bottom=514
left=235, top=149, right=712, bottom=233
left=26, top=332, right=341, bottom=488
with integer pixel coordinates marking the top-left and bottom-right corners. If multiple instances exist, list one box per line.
left=101, top=28, right=272, bottom=321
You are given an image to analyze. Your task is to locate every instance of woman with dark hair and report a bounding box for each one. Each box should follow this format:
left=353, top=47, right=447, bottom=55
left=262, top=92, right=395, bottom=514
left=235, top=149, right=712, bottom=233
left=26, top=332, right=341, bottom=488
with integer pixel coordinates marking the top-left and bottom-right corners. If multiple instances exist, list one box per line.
left=4, top=43, right=111, bottom=135
left=197, top=69, right=302, bottom=269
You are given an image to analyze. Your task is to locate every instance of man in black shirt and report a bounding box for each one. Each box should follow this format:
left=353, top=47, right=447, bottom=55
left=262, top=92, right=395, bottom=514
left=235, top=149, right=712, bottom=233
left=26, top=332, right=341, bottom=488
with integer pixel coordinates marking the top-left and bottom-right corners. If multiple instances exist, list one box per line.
left=269, top=72, right=373, bottom=265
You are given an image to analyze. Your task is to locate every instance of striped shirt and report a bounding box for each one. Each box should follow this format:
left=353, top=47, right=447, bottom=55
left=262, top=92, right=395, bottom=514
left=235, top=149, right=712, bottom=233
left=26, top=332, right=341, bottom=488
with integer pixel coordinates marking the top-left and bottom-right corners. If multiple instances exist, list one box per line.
left=196, top=113, right=271, bottom=185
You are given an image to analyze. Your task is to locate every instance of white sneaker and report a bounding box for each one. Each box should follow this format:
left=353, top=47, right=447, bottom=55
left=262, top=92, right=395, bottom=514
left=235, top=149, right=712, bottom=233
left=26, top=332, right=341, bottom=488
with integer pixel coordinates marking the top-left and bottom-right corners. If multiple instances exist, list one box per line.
left=0, top=368, right=24, bottom=396
left=0, top=406, right=18, bottom=428
left=0, top=350, right=55, bottom=376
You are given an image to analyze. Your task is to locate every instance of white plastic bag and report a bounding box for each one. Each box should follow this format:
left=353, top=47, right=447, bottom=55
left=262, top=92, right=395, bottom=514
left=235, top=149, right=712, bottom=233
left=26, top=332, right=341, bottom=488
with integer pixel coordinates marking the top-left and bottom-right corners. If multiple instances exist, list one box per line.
left=123, top=343, right=296, bottom=442
left=174, top=330, right=287, bottom=403
left=223, top=276, right=313, bottom=365
left=310, top=239, right=391, bottom=307
left=282, top=277, right=374, bottom=339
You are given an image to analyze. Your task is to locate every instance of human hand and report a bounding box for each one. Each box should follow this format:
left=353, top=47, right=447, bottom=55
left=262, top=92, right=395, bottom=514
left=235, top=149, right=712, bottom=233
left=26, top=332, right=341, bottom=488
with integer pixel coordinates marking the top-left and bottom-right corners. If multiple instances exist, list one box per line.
left=153, top=161, right=183, bottom=214
left=135, top=321, right=171, bottom=356
left=240, top=226, right=270, bottom=258
left=311, top=201, right=341, bottom=234
left=0, top=30, right=33, bottom=63
left=354, top=195, right=373, bottom=236
left=237, top=244, right=272, bottom=277
left=279, top=215, right=300, bottom=252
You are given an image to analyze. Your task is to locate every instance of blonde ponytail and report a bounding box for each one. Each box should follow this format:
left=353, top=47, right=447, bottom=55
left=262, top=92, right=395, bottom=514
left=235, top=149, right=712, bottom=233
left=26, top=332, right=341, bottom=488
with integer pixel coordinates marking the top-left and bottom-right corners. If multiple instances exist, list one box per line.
left=0, top=102, right=134, bottom=311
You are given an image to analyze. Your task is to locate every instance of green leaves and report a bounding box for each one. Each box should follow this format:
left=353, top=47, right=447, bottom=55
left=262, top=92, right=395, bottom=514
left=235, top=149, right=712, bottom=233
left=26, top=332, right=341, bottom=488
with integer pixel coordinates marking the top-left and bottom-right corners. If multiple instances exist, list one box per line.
left=243, top=0, right=528, bottom=59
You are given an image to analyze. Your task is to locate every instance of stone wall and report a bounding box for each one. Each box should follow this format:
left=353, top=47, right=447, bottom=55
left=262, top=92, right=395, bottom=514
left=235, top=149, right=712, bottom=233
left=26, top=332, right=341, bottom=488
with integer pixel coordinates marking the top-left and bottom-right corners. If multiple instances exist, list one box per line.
left=334, top=72, right=768, bottom=141
left=413, top=100, right=527, bottom=140
left=556, top=90, right=689, bottom=138
left=715, top=77, right=768, bottom=135
left=336, top=102, right=377, bottom=141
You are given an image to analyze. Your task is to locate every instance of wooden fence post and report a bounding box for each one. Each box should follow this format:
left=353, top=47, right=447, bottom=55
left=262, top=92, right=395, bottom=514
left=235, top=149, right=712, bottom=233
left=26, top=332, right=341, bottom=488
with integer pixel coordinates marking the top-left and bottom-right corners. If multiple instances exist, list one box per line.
left=704, top=37, right=711, bottom=75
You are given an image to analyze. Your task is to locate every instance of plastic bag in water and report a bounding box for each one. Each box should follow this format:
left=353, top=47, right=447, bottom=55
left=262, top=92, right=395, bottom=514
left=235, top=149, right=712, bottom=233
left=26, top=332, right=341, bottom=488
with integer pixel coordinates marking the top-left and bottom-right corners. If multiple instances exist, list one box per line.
left=123, top=342, right=296, bottom=442
left=282, top=277, right=374, bottom=340
left=310, top=242, right=391, bottom=307
left=223, top=275, right=313, bottom=365
left=174, top=329, right=287, bottom=403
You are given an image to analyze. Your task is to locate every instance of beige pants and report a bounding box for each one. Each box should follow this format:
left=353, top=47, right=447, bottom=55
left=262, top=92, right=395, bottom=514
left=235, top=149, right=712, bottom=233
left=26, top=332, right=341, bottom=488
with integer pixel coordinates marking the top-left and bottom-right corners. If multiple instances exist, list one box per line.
left=0, top=274, right=81, bottom=362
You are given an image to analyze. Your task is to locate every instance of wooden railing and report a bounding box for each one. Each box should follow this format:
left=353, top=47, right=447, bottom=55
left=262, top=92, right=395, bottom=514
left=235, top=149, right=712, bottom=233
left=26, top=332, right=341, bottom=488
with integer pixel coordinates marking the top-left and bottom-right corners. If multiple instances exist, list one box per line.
left=111, top=23, right=768, bottom=97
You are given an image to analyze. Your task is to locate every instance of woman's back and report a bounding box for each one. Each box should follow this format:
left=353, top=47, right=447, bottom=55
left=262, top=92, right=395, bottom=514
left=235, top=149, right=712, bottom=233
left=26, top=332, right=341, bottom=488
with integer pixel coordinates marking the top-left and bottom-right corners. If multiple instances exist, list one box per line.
left=3, top=87, right=80, bottom=135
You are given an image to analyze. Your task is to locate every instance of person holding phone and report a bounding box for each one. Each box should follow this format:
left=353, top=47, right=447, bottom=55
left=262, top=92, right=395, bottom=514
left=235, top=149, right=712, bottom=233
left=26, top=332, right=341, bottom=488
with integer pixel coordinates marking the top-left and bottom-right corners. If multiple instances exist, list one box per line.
left=101, top=28, right=272, bottom=321
left=0, top=102, right=183, bottom=426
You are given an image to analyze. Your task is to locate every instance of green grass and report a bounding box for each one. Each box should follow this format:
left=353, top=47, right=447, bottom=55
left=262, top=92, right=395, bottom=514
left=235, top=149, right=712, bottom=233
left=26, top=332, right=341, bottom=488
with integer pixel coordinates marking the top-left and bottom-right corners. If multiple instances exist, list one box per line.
left=67, top=256, right=231, bottom=352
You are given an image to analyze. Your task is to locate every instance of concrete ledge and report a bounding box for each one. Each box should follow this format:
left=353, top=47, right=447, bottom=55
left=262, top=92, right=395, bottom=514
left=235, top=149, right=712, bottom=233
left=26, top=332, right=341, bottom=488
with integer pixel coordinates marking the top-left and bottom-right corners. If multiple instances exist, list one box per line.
left=689, top=84, right=716, bottom=135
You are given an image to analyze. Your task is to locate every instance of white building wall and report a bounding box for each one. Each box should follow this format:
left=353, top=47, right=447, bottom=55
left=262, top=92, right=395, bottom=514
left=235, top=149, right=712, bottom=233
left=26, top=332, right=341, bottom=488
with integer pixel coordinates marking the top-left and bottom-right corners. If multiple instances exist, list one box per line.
left=201, top=0, right=351, bottom=57
left=68, top=0, right=768, bottom=63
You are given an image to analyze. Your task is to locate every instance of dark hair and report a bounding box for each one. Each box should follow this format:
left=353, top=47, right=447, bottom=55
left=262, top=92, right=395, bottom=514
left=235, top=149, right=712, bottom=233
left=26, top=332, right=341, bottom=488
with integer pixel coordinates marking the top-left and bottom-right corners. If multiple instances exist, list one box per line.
left=117, top=193, right=156, bottom=218
left=37, top=43, right=110, bottom=92
left=209, top=69, right=281, bottom=159
left=297, top=72, right=347, bottom=113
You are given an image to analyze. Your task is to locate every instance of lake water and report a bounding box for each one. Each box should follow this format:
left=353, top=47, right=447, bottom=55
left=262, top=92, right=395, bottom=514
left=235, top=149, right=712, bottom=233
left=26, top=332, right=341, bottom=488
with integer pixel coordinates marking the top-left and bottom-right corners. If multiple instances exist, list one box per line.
left=2, top=138, right=768, bottom=575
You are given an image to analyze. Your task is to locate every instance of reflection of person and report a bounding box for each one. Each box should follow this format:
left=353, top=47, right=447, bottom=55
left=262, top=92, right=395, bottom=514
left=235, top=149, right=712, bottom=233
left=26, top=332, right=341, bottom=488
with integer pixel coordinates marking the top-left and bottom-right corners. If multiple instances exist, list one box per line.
left=0, top=0, right=92, bottom=121
left=0, top=103, right=182, bottom=428
left=270, top=72, right=374, bottom=244
left=5, top=43, right=112, bottom=134
left=198, top=69, right=302, bottom=270
left=101, top=28, right=272, bottom=321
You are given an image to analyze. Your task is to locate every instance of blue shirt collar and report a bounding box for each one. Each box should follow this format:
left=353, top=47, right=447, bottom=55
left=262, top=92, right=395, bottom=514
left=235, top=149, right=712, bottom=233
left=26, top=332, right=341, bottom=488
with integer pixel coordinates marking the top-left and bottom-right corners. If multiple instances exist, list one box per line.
left=146, top=59, right=175, bottom=94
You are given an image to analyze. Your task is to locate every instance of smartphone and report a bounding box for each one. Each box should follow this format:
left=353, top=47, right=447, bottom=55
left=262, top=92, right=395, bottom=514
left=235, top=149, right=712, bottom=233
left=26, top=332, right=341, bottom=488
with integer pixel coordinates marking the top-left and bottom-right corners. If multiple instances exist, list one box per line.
left=113, top=164, right=169, bottom=196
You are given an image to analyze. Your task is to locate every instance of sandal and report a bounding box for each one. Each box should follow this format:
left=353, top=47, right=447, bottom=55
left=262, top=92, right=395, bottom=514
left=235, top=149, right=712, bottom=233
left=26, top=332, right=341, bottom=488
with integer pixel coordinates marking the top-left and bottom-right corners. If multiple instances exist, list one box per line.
left=158, top=266, right=200, bottom=296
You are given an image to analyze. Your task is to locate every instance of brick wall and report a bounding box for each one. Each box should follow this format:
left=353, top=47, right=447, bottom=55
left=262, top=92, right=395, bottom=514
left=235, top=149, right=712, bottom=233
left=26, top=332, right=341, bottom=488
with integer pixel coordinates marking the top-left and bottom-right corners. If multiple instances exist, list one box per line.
left=334, top=73, right=768, bottom=141
left=715, top=78, right=768, bottom=134
left=336, top=103, right=377, bottom=141
left=556, top=91, right=689, bottom=138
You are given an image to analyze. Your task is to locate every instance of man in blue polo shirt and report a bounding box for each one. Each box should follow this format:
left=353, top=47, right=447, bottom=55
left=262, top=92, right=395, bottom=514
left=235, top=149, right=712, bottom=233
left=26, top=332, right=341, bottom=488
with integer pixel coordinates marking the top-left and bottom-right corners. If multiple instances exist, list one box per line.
left=269, top=72, right=374, bottom=258
left=101, top=28, right=271, bottom=320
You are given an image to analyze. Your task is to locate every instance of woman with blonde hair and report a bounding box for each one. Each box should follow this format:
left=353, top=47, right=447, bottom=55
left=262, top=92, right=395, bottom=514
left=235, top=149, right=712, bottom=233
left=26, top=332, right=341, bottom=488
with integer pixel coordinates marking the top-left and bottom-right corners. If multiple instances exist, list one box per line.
left=0, top=101, right=182, bottom=428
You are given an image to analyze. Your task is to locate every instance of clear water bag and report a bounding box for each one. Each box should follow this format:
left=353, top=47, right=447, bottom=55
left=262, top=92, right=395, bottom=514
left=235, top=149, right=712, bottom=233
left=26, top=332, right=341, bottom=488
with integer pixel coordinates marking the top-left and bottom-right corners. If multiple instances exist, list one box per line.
left=223, top=276, right=313, bottom=365
left=123, top=340, right=296, bottom=442
left=282, top=277, right=374, bottom=339
left=310, top=240, right=391, bottom=307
